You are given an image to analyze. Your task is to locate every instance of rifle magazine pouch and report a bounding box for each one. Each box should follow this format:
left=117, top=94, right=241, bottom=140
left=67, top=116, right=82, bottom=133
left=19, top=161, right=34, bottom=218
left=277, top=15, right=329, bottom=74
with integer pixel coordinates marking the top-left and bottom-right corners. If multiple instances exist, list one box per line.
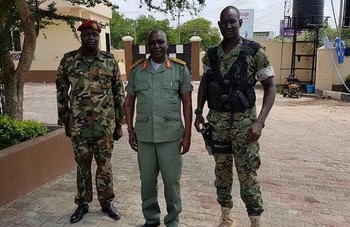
left=245, top=87, right=256, bottom=106
left=207, top=81, right=223, bottom=110
left=211, top=140, right=232, bottom=154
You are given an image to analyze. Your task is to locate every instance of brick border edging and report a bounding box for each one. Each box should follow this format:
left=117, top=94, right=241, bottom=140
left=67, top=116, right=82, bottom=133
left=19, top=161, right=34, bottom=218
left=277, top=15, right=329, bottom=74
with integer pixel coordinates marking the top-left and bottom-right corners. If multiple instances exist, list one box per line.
left=0, top=128, right=75, bottom=207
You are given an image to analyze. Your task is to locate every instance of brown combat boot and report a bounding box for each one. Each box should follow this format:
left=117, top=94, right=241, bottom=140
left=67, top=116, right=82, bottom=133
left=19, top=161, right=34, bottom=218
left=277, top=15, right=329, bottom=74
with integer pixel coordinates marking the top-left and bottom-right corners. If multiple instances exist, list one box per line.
left=249, top=216, right=260, bottom=227
left=218, top=207, right=234, bottom=227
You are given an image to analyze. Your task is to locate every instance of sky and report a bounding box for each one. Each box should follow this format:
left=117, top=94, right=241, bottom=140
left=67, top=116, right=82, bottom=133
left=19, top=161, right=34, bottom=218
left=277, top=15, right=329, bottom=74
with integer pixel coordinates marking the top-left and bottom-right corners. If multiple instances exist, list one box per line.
left=111, top=0, right=342, bottom=37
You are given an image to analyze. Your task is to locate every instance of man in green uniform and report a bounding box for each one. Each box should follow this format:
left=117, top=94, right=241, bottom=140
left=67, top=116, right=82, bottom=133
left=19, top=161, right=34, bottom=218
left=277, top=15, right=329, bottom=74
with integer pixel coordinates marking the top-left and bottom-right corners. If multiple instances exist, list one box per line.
left=56, top=20, right=125, bottom=224
left=124, top=29, right=193, bottom=227
left=194, top=6, right=276, bottom=227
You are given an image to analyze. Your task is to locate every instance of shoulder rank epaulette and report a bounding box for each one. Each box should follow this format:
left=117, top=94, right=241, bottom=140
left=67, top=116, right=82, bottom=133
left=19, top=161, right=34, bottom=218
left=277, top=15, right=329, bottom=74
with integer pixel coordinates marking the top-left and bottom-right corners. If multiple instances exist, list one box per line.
left=130, top=58, right=145, bottom=70
left=100, top=51, right=114, bottom=58
left=170, top=57, right=186, bottom=65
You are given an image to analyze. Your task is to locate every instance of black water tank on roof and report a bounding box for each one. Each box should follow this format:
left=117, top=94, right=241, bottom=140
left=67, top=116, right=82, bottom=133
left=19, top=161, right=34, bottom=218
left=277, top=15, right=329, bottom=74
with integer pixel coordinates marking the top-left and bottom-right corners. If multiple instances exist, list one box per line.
left=292, top=0, right=324, bottom=29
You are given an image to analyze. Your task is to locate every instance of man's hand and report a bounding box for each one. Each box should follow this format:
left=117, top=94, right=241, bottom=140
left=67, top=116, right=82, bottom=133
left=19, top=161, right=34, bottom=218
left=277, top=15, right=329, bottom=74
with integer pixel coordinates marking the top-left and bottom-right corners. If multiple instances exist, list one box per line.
left=245, top=122, right=263, bottom=142
left=194, top=115, right=205, bottom=133
left=128, top=129, right=138, bottom=151
left=113, top=125, right=123, bottom=141
left=179, top=135, right=191, bottom=155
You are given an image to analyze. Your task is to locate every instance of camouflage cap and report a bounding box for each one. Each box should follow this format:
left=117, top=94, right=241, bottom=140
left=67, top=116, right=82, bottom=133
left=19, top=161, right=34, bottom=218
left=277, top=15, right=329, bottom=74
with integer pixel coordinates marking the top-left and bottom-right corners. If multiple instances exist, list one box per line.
left=77, top=20, right=101, bottom=33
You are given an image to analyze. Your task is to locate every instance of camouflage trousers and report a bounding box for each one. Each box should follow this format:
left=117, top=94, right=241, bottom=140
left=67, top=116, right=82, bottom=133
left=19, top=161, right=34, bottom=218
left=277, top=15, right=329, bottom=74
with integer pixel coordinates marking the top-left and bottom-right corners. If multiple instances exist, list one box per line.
left=209, top=111, right=264, bottom=216
left=71, top=135, right=115, bottom=206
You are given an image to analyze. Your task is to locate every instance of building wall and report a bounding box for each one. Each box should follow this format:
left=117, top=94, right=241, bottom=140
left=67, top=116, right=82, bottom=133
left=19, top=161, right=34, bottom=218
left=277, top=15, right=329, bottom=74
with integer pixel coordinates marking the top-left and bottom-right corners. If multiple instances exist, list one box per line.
left=111, top=49, right=126, bottom=81
left=254, top=39, right=313, bottom=85
left=198, top=40, right=312, bottom=86
left=111, top=49, right=125, bottom=62
left=23, top=2, right=112, bottom=82
left=34, top=21, right=80, bottom=63
left=316, top=47, right=350, bottom=91
left=316, top=48, right=334, bottom=91
left=41, top=0, right=112, bottom=18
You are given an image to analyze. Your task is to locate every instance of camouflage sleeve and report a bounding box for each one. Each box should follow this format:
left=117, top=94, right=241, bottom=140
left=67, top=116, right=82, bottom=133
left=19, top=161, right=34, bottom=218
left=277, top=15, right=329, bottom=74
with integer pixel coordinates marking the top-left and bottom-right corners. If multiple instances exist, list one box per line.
left=56, top=55, right=70, bottom=126
left=112, top=61, right=125, bottom=126
left=254, top=47, right=275, bottom=81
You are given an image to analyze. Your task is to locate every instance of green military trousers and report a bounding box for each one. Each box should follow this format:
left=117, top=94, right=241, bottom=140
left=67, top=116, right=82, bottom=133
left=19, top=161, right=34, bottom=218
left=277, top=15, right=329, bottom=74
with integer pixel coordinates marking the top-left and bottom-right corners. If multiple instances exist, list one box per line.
left=137, top=140, right=183, bottom=227
left=71, top=135, right=115, bottom=207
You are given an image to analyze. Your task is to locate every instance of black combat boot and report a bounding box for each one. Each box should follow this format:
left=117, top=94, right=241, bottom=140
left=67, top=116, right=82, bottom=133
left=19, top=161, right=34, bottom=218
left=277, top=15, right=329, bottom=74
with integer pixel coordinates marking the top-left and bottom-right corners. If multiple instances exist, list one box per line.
left=70, top=204, right=89, bottom=224
left=101, top=201, right=121, bottom=220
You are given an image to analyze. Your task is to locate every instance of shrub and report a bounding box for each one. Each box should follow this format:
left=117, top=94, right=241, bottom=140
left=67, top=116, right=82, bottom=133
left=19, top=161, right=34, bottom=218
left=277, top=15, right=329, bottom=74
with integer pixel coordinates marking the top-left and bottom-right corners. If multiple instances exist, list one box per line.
left=276, top=85, right=284, bottom=95
left=345, top=74, right=350, bottom=84
left=0, top=115, right=48, bottom=150
left=345, top=75, right=350, bottom=91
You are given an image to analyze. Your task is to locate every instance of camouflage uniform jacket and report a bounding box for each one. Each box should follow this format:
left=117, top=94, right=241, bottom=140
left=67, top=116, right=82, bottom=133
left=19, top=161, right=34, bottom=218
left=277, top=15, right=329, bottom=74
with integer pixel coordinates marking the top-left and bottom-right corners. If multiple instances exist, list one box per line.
left=202, top=37, right=275, bottom=130
left=56, top=48, right=125, bottom=138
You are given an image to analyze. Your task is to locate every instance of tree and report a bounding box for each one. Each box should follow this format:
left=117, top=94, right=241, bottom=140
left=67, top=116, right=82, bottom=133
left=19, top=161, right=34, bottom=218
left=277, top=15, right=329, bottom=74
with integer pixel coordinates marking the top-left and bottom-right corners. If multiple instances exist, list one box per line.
left=0, top=0, right=205, bottom=120
left=0, top=0, right=106, bottom=120
left=180, top=18, right=221, bottom=50
left=110, top=11, right=134, bottom=49
left=0, top=0, right=47, bottom=120
left=139, top=0, right=205, bottom=16
left=134, top=15, right=177, bottom=45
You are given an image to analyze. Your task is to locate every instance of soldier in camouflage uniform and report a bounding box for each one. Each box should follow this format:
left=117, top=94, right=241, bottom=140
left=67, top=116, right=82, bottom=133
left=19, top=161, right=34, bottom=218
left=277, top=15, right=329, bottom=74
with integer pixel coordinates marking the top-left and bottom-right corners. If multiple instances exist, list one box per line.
left=194, top=6, right=276, bottom=227
left=56, top=20, right=125, bottom=224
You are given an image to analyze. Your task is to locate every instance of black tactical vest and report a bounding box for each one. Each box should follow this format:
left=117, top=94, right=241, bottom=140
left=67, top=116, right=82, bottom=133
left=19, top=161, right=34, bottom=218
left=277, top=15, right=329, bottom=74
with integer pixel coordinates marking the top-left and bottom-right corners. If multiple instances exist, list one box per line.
left=204, top=39, right=261, bottom=112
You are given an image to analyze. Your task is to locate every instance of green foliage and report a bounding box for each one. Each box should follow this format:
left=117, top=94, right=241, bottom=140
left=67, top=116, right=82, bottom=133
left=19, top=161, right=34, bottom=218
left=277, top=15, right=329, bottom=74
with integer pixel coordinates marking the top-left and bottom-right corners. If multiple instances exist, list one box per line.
left=180, top=18, right=221, bottom=50
left=345, top=75, right=350, bottom=92
left=139, top=0, right=205, bottom=16
left=0, top=115, right=48, bottom=150
left=110, top=14, right=221, bottom=48
left=134, top=15, right=177, bottom=45
left=276, top=85, right=284, bottom=95
left=0, top=2, right=21, bottom=70
left=102, top=11, right=182, bottom=48
left=110, top=11, right=135, bottom=49
left=345, top=74, right=350, bottom=83
left=165, top=29, right=178, bottom=45
left=340, top=29, right=350, bottom=46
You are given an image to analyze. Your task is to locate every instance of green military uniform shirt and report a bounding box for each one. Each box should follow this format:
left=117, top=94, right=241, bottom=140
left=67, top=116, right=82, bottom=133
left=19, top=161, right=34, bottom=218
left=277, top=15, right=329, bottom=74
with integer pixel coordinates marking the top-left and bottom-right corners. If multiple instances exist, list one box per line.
left=56, top=48, right=125, bottom=137
left=125, top=57, right=193, bottom=143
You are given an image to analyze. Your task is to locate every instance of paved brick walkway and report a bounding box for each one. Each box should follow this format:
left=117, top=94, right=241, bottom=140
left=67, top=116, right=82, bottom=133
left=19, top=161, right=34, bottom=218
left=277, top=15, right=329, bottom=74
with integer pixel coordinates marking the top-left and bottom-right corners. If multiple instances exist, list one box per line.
left=1, top=82, right=350, bottom=227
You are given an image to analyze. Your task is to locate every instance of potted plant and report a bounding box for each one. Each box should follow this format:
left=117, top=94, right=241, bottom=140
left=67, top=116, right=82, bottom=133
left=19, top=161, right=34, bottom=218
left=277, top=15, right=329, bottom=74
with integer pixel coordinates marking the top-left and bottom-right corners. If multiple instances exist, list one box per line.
left=0, top=116, right=75, bottom=207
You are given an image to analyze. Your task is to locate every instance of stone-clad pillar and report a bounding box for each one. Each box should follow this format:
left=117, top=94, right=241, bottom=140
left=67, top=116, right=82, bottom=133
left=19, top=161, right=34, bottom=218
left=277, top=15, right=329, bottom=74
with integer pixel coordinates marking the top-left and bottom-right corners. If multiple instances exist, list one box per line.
left=122, top=36, right=134, bottom=81
left=190, top=36, right=202, bottom=81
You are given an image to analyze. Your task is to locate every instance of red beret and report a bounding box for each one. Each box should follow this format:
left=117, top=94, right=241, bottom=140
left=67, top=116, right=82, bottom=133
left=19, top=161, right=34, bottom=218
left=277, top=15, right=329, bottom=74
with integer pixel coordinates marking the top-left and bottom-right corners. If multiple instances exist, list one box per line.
left=77, top=20, right=101, bottom=33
